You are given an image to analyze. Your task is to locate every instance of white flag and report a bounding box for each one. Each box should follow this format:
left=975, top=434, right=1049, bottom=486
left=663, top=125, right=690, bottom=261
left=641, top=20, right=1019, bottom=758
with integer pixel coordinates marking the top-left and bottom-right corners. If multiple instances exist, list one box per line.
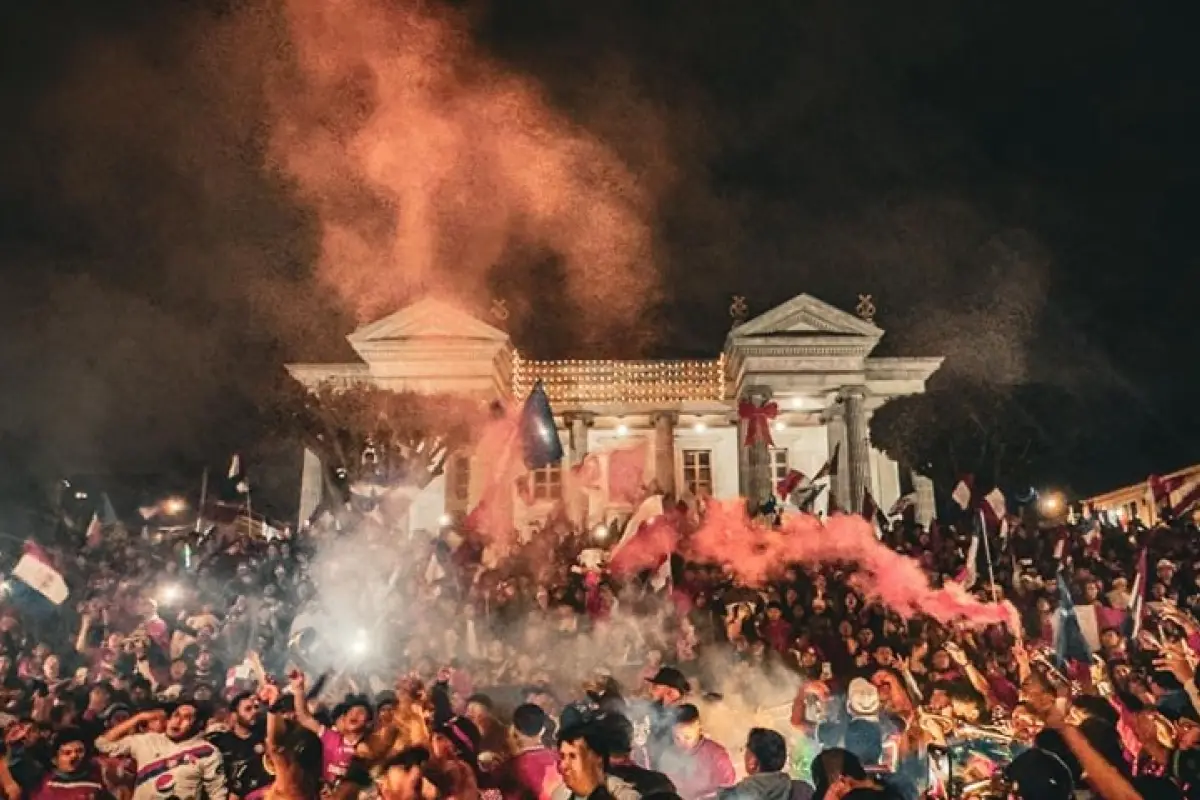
left=952, top=480, right=972, bottom=510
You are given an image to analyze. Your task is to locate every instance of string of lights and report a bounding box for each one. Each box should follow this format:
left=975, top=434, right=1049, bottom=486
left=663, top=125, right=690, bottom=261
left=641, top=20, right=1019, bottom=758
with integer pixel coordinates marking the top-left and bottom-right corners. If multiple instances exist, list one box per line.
left=511, top=351, right=726, bottom=405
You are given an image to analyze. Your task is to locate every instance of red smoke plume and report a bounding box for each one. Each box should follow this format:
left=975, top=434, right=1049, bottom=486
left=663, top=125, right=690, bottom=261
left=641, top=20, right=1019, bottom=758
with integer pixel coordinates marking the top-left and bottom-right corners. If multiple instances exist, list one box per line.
left=690, top=501, right=1018, bottom=629
left=267, top=0, right=660, bottom=350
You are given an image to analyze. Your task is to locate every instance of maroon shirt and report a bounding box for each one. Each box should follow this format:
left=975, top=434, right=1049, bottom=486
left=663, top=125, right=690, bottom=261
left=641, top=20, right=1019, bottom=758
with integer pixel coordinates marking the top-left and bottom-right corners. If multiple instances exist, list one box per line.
left=31, top=769, right=110, bottom=800
left=502, top=746, right=560, bottom=800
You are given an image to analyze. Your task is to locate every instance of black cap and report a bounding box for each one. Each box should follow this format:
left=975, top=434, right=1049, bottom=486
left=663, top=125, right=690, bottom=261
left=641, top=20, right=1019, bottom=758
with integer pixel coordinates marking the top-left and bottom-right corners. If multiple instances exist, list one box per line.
left=646, top=666, right=689, bottom=695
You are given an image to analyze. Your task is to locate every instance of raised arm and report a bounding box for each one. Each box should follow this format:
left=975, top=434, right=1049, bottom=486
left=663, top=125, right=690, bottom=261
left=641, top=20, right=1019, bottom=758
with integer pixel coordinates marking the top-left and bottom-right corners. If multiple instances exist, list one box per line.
left=288, top=672, right=323, bottom=735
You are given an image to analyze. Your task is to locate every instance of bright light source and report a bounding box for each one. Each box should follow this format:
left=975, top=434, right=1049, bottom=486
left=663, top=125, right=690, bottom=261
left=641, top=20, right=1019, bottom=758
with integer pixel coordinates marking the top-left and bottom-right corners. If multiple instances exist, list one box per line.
left=773, top=421, right=786, bottom=432
left=790, top=397, right=807, bottom=410
left=616, top=424, right=629, bottom=437
left=351, top=629, right=370, bottom=656
left=592, top=524, right=609, bottom=542
left=162, top=497, right=187, bottom=515
left=1039, top=492, right=1064, bottom=515
left=74, top=491, right=88, bottom=500
left=160, top=584, right=181, bottom=604
left=693, top=422, right=707, bottom=433
left=438, top=513, right=452, bottom=527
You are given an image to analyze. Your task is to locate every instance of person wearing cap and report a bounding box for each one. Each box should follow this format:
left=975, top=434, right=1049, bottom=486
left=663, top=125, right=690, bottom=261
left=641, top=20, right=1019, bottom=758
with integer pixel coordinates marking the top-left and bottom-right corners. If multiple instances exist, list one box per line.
left=659, top=705, right=734, bottom=800
left=640, top=668, right=689, bottom=771
left=429, top=715, right=481, bottom=800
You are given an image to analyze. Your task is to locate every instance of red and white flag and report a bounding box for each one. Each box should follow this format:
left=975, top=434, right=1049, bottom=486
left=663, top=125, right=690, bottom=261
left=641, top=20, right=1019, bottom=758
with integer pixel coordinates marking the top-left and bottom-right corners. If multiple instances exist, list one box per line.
left=12, top=542, right=68, bottom=605
left=609, top=495, right=678, bottom=577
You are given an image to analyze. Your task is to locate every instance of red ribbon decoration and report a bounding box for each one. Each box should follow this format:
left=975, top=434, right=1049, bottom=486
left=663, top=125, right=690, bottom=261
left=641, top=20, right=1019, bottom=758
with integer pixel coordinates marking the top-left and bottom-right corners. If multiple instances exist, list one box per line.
left=738, top=400, right=779, bottom=448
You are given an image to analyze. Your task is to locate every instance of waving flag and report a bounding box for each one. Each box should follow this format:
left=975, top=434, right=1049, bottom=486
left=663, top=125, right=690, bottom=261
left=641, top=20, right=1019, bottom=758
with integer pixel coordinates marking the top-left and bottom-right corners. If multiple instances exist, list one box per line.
left=1128, top=547, right=1148, bottom=637
left=1054, top=572, right=1093, bottom=666
left=519, top=380, right=564, bottom=469
left=951, top=475, right=974, bottom=511
left=609, top=495, right=678, bottom=577
left=11, top=541, right=68, bottom=605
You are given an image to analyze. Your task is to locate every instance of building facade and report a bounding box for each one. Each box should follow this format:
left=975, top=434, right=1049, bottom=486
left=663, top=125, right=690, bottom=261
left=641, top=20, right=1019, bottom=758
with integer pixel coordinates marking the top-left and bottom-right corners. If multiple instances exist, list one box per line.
left=1085, top=465, right=1200, bottom=526
left=286, top=294, right=943, bottom=535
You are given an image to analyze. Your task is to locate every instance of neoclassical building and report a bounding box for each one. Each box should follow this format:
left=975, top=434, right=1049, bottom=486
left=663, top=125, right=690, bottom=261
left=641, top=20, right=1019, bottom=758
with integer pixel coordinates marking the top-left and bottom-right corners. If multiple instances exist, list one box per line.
left=286, top=294, right=942, bottom=534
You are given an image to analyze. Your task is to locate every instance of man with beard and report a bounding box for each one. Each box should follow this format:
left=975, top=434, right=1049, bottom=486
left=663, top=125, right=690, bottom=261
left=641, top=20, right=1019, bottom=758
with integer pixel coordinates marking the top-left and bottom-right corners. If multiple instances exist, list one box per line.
left=637, top=668, right=689, bottom=770
left=209, top=692, right=272, bottom=800
left=94, top=700, right=227, bottom=800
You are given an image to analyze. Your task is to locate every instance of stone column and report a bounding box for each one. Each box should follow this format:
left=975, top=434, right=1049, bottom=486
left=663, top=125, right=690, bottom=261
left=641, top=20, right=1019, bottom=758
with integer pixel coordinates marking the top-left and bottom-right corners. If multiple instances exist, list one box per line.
left=298, top=447, right=323, bottom=528
left=741, top=388, right=774, bottom=509
left=651, top=412, right=677, bottom=497
left=565, top=413, right=593, bottom=525
left=567, top=413, right=594, bottom=466
left=842, top=387, right=872, bottom=514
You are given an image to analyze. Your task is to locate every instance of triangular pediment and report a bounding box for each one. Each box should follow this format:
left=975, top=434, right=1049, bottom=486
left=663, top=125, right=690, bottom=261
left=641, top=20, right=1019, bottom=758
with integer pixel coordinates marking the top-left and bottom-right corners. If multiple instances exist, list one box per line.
left=733, top=294, right=882, bottom=338
left=348, top=299, right=510, bottom=345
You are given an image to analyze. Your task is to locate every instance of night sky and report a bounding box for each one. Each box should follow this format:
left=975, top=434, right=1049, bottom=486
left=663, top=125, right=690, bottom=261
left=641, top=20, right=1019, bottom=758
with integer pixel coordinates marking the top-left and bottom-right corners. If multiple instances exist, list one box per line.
left=0, top=0, right=1196, bottom=515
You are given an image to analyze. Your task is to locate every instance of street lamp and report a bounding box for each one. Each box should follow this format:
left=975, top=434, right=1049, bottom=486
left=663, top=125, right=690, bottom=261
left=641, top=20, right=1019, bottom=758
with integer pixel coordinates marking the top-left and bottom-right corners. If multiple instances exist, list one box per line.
left=1039, top=492, right=1064, bottom=516
left=162, top=497, right=188, bottom=516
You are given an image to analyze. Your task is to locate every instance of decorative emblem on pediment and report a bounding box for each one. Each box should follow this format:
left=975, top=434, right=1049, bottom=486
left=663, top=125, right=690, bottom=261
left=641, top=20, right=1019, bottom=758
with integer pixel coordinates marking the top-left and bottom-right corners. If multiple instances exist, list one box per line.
left=731, top=293, right=883, bottom=339
left=855, top=294, right=876, bottom=324
left=730, top=295, right=749, bottom=324
left=347, top=298, right=510, bottom=345
left=490, top=298, right=510, bottom=322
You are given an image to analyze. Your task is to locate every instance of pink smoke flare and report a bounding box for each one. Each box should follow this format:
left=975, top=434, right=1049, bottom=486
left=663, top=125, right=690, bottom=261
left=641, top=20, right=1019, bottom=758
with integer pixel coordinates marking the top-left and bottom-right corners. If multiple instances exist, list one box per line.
left=689, top=501, right=1018, bottom=630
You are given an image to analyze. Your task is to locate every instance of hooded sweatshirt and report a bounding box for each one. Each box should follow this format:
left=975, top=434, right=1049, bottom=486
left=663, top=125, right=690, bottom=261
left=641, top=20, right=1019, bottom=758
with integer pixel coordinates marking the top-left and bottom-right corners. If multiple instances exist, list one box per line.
left=717, top=772, right=808, bottom=800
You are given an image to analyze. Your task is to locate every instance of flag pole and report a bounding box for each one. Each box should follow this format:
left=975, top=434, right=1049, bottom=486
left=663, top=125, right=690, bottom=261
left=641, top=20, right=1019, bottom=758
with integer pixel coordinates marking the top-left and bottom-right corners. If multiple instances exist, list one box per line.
left=979, top=509, right=999, bottom=603
left=196, top=467, right=209, bottom=534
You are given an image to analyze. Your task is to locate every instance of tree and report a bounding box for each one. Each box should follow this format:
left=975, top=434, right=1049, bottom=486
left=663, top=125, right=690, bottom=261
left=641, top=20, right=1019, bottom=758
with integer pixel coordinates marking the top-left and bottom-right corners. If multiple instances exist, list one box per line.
left=869, top=376, right=1086, bottom=496
left=268, top=381, right=490, bottom=521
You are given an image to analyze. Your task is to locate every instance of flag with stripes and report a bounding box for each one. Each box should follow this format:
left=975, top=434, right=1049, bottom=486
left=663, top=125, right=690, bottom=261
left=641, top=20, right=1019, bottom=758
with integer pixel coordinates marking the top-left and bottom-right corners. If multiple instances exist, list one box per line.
left=11, top=541, right=69, bottom=605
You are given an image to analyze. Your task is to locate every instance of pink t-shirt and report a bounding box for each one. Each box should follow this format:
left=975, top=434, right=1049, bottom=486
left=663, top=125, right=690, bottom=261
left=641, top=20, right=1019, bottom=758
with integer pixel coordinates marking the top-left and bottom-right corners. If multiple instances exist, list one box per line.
left=319, top=727, right=357, bottom=784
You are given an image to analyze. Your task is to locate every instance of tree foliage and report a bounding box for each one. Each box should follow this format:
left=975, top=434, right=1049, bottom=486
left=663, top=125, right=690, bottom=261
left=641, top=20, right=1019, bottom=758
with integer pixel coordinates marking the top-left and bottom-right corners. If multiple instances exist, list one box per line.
left=269, top=381, right=490, bottom=505
left=870, top=376, right=1086, bottom=493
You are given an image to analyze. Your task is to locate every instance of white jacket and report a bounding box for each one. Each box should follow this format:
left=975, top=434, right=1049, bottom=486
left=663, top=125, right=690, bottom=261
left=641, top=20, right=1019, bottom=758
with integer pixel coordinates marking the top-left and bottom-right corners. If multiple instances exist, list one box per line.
left=95, top=732, right=227, bottom=800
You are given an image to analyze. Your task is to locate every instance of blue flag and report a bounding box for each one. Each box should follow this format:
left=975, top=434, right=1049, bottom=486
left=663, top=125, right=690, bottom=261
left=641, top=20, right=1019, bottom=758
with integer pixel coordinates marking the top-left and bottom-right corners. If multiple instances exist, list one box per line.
left=519, top=380, right=564, bottom=469
left=1055, top=572, right=1091, bottom=667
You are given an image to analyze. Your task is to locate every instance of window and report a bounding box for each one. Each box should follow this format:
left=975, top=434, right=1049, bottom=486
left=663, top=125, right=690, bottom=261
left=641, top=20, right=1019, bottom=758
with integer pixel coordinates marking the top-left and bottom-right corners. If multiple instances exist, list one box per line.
left=682, top=450, right=713, bottom=496
left=530, top=463, right=563, bottom=501
left=769, top=448, right=790, bottom=484
left=450, top=454, right=471, bottom=503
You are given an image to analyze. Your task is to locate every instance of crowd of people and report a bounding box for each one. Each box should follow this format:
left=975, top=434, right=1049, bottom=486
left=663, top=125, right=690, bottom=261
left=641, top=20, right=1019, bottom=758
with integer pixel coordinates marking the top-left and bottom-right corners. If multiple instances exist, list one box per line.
left=0, top=484, right=1198, bottom=800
